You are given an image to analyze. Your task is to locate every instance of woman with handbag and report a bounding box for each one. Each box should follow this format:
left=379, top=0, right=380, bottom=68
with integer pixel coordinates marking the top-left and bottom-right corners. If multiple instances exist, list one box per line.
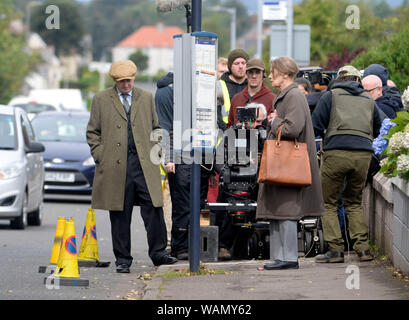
left=256, top=56, right=325, bottom=270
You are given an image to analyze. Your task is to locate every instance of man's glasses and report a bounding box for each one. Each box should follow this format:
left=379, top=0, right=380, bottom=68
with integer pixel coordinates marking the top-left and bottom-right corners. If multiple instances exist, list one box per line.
left=365, top=86, right=380, bottom=93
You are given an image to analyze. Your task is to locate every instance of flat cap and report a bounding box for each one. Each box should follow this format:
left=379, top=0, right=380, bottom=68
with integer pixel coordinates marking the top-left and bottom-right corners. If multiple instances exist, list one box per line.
left=109, top=60, right=137, bottom=81
left=337, top=65, right=361, bottom=79
left=246, top=58, right=265, bottom=71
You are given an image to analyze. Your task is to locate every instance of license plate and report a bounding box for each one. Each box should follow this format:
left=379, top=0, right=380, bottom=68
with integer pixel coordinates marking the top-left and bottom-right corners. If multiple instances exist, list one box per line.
left=45, top=172, right=75, bottom=182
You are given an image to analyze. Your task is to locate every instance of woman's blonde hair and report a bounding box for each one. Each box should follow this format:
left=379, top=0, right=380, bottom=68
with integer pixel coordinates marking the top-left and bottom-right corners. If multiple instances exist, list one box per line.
left=270, top=56, right=299, bottom=79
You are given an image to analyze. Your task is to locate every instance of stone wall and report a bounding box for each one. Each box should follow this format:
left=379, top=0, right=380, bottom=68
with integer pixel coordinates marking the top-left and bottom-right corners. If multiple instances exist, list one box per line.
left=362, top=173, right=409, bottom=273
left=391, top=177, right=409, bottom=274
left=362, top=173, right=394, bottom=261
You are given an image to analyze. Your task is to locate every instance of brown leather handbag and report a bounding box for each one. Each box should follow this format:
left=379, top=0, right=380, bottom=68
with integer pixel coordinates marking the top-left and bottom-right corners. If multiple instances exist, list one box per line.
left=258, top=124, right=312, bottom=187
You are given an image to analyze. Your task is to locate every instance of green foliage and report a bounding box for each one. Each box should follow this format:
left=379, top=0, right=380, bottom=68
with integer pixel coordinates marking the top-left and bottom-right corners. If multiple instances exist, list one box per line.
left=202, top=0, right=252, bottom=57
left=85, top=0, right=186, bottom=60
left=351, top=24, right=409, bottom=92
left=379, top=111, right=409, bottom=180
left=0, top=0, right=38, bottom=104
left=294, top=0, right=387, bottom=67
left=129, top=50, right=149, bottom=72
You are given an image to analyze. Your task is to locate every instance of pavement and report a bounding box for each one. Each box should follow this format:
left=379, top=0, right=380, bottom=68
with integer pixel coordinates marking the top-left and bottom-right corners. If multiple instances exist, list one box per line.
left=143, top=253, right=409, bottom=300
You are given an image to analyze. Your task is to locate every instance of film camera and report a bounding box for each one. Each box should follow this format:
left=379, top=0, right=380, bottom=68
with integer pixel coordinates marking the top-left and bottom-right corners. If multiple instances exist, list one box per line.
left=207, top=104, right=269, bottom=259
left=207, top=104, right=328, bottom=260
left=297, top=67, right=337, bottom=90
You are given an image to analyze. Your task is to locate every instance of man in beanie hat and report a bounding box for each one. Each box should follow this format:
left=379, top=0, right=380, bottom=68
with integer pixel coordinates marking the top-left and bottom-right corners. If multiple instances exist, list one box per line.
left=218, top=48, right=250, bottom=129
left=312, top=65, right=383, bottom=264
left=87, top=60, right=177, bottom=273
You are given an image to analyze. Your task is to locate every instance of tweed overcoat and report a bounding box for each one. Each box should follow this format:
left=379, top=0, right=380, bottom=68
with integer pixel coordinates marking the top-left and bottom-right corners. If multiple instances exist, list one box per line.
left=256, top=83, right=325, bottom=220
left=86, top=86, right=163, bottom=211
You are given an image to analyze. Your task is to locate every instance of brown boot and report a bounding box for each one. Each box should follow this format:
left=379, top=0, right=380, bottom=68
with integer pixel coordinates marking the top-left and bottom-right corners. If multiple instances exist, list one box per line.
left=315, top=250, right=344, bottom=263
left=357, top=250, right=373, bottom=262
left=218, top=248, right=231, bottom=261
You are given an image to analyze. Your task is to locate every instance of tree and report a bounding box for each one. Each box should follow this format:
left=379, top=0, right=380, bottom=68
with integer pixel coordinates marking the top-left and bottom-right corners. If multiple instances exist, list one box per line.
left=352, top=24, right=409, bottom=92
left=129, top=50, right=149, bottom=72
left=202, top=0, right=252, bottom=57
left=85, top=0, right=186, bottom=60
left=294, top=0, right=387, bottom=66
left=30, top=0, right=85, bottom=56
left=0, top=0, right=38, bottom=104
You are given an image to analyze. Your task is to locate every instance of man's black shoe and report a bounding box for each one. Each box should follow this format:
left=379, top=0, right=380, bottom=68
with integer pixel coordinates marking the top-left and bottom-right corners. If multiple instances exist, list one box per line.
left=263, top=260, right=299, bottom=270
left=116, top=264, right=130, bottom=273
left=315, top=250, right=344, bottom=263
left=176, top=252, right=188, bottom=260
left=357, top=250, right=373, bottom=262
left=153, top=255, right=178, bottom=266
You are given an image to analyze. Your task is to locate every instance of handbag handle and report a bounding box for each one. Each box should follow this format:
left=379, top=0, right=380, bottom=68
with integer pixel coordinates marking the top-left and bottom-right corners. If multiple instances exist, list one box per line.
left=276, top=124, right=299, bottom=148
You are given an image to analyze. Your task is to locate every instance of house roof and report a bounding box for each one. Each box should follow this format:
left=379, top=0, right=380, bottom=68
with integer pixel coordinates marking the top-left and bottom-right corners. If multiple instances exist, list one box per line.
left=116, top=24, right=184, bottom=48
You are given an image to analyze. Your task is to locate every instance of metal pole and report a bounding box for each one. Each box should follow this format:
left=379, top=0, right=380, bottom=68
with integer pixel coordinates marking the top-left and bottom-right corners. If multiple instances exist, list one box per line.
left=191, top=0, right=202, bottom=33
left=256, top=0, right=263, bottom=58
left=286, top=0, right=294, bottom=57
left=189, top=0, right=202, bottom=273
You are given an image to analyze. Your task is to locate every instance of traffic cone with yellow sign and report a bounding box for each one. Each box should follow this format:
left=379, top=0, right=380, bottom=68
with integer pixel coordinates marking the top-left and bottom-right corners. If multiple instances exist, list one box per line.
left=38, top=216, right=66, bottom=273
left=44, top=217, right=89, bottom=287
left=78, top=208, right=110, bottom=267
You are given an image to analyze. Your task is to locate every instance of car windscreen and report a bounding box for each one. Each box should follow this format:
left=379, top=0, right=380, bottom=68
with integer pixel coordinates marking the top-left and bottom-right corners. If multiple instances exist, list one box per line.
left=14, top=103, right=56, bottom=114
left=31, top=115, right=89, bottom=142
left=0, top=114, right=17, bottom=150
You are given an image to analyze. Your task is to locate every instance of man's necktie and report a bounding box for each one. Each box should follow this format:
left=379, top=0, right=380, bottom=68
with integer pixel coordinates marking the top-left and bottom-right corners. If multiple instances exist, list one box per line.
left=121, top=93, right=130, bottom=114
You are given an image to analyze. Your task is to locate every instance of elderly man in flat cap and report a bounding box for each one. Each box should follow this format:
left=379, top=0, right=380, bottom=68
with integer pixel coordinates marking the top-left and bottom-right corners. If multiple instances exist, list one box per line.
left=87, top=60, right=177, bottom=273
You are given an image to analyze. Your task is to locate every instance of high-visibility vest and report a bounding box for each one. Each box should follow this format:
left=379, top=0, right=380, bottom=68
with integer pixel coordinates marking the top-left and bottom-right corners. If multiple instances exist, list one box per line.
left=219, top=80, right=231, bottom=124
left=160, top=164, right=167, bottom=198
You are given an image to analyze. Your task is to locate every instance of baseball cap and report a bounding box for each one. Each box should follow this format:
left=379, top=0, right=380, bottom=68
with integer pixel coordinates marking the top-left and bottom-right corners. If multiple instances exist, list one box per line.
left=337, top=65, right=362, bottom=79
left=246, top=58, right=265, bottom=71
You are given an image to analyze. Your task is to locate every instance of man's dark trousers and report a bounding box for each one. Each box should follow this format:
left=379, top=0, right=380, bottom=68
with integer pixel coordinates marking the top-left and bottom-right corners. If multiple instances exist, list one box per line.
left=109, top=152, right=167, bottom=267
left=167, top=162, right=214, bottom=256
left=167, top=164, right=190, bottom=256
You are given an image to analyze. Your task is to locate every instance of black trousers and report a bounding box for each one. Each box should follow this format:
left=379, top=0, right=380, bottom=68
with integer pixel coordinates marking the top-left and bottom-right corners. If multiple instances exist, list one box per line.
left=167, top=164, right=191, bottom=255
left=109, top=152, right=167, bottom=267
left=167, top=163, right=213, bottom=256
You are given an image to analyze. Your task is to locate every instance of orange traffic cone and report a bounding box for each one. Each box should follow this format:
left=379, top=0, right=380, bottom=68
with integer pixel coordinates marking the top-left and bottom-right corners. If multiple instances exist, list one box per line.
left=44, top=218, right=89, bottom=287
left=78, top=209, right=110, bottom=267
left=39, top=217, right=66, bottom=273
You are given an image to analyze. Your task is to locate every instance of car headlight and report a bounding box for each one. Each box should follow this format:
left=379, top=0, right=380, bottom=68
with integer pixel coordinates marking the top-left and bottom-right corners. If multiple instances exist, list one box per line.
left=0, top=162, right=25, bottom=180
left=82, top=156, right=95, bottom=166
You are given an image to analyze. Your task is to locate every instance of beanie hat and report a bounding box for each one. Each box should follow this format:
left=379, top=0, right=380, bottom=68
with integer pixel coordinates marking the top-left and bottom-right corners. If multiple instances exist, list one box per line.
left=227, top=49, right=250, bottom=72
left=363, top=64, right=389, bottom=87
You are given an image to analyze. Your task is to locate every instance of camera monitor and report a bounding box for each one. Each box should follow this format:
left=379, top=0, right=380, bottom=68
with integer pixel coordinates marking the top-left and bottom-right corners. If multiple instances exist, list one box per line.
left=236, top=106, right=259, bottom=123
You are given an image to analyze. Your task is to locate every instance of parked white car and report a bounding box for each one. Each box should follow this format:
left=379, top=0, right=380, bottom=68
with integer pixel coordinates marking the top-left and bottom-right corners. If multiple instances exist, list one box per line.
left=0, top=105, right=45, bottom=229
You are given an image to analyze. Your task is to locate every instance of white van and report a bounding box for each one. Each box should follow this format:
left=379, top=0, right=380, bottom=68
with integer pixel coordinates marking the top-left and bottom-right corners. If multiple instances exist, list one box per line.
left=28, top=89, right=87, bottom=111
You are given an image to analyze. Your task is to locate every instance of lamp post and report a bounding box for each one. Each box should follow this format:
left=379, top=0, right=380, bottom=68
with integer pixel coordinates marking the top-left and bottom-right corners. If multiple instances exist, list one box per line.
left=257, top=0, right=262, bottom=58
left=209, top=6, right=236, bottom=51
left=25, top=1, right=42, bottom=42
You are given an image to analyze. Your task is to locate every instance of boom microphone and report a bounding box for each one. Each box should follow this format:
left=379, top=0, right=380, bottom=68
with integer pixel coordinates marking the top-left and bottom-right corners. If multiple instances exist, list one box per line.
left=156, top=0, right=191, bottom=12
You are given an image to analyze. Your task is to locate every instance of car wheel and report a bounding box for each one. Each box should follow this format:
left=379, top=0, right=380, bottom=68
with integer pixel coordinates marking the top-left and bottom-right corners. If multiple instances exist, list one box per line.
left=28, top=191, right=44, bottom=226
left=10, top=191, right=28, bottom=230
